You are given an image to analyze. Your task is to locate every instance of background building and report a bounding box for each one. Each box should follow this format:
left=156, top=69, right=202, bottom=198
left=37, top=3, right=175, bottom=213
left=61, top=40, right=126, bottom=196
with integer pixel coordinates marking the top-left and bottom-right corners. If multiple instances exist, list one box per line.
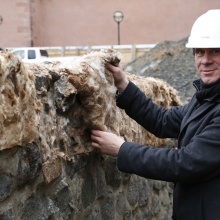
left=0, top=0, right=220, bottom=48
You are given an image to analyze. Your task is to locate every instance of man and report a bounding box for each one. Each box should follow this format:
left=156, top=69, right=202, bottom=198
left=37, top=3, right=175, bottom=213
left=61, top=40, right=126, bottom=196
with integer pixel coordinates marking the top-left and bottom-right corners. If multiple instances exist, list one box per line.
left=91, top=10, right=220, bottom=220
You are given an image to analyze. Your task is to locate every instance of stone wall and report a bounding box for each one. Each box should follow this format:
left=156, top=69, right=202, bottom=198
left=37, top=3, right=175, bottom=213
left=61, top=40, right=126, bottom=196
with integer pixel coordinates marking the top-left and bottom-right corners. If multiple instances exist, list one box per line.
left=0, top=50, right=178, bottom=220
left=0, top=146, right=173, bottom=220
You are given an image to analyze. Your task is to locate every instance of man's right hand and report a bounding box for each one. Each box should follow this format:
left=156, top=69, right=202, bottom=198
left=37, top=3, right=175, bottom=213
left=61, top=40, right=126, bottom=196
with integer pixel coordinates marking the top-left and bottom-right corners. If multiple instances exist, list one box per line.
left=91, top=130, right=125, bottom=157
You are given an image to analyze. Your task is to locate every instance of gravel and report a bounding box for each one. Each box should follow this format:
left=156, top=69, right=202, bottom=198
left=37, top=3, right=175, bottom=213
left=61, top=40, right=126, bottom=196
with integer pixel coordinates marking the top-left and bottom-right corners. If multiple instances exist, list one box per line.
left=124, top=37, right=198, bottom=104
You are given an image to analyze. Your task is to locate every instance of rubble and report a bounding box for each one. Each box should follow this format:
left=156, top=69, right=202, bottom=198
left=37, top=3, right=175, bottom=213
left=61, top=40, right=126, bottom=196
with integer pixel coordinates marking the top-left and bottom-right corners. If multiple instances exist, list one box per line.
left=124, top=37, right=198, bottom=104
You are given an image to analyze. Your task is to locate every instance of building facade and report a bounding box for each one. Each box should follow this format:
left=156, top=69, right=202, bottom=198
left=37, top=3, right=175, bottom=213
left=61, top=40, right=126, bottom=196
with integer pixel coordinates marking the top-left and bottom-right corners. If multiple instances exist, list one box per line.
left=0, top=0, right=220, bottom=48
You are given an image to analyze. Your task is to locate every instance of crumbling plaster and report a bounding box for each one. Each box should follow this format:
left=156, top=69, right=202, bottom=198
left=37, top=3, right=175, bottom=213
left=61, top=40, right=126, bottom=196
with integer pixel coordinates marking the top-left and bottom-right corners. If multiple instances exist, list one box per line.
left=0, top=49, right=181, bottom=184
left=0, top=49, right=180, bottom=219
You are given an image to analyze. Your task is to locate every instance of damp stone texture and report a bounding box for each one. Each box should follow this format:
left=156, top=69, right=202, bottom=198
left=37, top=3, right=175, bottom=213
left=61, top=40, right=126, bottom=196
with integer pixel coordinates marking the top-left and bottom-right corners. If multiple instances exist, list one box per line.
left=0, top=50, right=180, bottom=220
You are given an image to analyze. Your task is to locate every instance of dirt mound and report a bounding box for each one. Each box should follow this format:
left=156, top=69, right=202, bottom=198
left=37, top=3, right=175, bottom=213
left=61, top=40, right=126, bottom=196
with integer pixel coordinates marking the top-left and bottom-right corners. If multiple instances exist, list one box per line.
left=124, top=37, right=198, bottom=103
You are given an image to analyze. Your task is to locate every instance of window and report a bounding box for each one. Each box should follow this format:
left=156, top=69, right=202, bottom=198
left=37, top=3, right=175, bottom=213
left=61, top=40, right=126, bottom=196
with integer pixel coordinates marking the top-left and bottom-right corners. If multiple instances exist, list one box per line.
left=40, top=50, right=48, bottom=57
left=28, top=50, right=36, bottom=59
left=12, top=50, right=25, bottom=59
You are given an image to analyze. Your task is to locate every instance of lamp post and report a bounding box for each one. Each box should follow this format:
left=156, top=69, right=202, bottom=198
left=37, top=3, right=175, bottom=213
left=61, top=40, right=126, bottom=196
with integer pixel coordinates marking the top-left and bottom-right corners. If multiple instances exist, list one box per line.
left=113, top=11, right=124, bottom=45
left=0, top=16, right=3, bottom=51
left=0, top=15, right=3, bottom=25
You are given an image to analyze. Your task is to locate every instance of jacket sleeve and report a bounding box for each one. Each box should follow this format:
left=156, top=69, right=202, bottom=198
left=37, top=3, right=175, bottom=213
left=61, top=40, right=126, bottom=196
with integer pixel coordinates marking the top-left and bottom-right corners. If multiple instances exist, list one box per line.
left=117, top=142, right=180, bottom=182
left=116, top=81, right=185, bottom=138
left=116, top=81, right=220, bottom=184
left=117, top=115, right=220, bottom=184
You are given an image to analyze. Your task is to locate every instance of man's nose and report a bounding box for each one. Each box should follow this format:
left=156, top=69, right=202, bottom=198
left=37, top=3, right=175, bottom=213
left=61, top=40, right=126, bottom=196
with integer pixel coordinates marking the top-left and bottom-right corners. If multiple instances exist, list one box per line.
left=201, top=52, right=213, bottom=64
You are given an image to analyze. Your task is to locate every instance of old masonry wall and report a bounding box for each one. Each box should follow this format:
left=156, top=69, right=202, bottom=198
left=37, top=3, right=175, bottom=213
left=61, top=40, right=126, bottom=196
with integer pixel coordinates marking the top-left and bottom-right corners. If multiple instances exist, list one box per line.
left=0, top=50, right=181, bottom=220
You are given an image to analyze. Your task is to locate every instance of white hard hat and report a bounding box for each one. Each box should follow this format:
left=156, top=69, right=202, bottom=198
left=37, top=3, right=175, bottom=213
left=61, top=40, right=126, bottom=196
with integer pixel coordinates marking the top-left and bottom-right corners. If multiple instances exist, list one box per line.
left=186, top=9, right=220, bottom=48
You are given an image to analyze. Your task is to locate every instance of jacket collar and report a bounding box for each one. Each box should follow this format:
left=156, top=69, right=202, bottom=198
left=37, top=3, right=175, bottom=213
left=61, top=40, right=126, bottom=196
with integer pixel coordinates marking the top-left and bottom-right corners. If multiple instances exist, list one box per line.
left=193, top=79, right=220, bottom=103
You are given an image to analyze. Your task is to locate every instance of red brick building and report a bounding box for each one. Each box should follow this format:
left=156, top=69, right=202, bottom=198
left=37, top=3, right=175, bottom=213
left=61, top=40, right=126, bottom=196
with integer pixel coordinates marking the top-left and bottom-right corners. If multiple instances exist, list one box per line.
left=1, top=0, right=220, bottom=48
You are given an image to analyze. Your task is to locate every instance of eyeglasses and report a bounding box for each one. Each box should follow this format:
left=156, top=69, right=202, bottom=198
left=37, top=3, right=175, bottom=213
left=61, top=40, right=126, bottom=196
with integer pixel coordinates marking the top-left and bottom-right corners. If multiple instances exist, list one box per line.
left=193, top=48, right=220, bottom=57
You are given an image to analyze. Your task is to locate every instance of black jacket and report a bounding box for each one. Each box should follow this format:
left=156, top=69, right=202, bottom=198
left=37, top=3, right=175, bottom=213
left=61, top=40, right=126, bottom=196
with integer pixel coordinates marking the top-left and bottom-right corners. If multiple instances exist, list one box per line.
left=116, top=80, right=220, bottom=220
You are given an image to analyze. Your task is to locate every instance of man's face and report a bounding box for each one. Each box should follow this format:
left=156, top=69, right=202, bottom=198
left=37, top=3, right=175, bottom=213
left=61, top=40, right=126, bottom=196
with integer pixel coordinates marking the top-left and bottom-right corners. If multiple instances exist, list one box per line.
left=194, top=48, right=220, bottom=84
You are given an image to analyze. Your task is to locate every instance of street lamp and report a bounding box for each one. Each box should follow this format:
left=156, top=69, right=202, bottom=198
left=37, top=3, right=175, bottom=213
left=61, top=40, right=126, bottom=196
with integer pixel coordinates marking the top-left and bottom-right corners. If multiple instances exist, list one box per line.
left=0, top=15, right=3, bottom=25
left=113, top=11, right=124, bottom=45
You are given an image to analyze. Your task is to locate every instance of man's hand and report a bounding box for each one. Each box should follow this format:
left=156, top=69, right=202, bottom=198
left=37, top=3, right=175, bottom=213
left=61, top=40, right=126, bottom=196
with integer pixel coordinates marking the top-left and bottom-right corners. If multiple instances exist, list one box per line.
left=91, top=130, right=125, bottom=156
